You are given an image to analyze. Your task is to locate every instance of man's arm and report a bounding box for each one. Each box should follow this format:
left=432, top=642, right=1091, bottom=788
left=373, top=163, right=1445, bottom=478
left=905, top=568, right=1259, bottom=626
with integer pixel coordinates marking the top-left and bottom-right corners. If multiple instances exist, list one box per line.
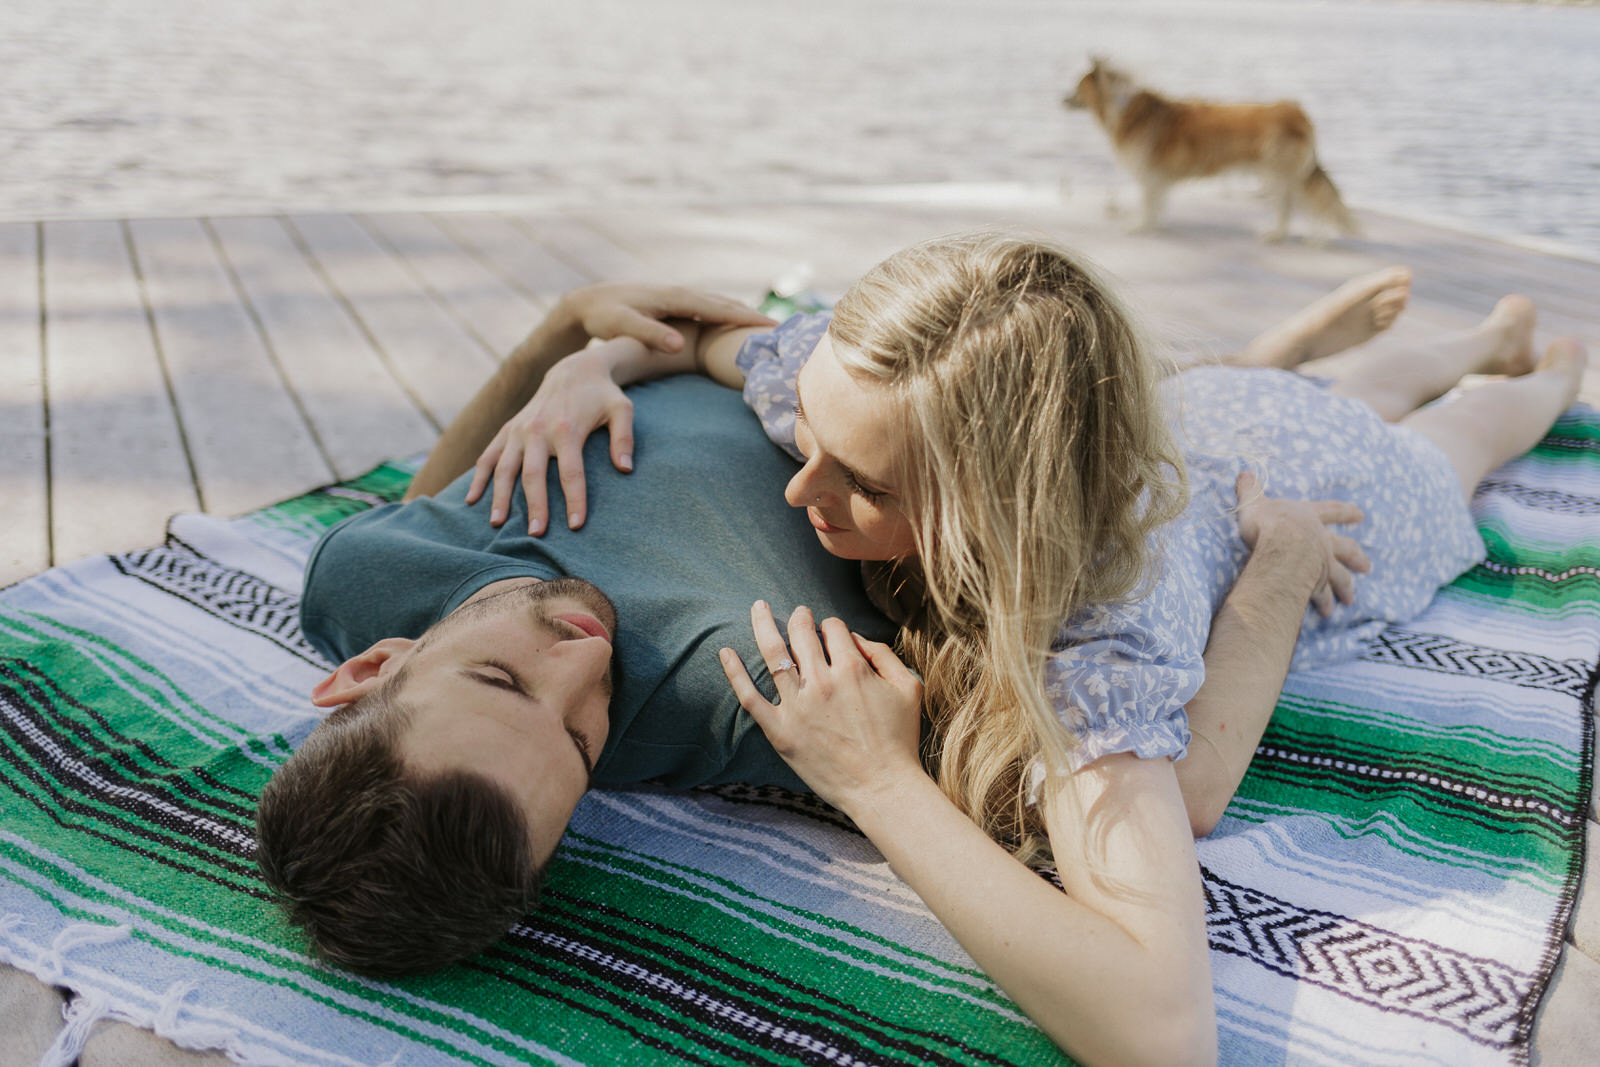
left=407, top=308, right=615, bottom=501
left=1176, top=473, right=1369, bottom=837
left=405, top=287, right=771, bottom=501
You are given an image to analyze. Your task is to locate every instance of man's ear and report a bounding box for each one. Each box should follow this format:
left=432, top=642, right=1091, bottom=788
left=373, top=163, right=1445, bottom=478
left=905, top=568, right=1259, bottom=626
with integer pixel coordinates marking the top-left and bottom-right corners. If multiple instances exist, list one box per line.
left=310, top=637, right=416, bottom=708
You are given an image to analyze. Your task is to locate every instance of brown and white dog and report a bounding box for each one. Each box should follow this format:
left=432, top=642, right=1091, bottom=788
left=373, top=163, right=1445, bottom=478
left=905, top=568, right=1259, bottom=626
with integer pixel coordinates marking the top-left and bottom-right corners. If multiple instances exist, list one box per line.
left=1064, top=57, right=1358, bottom=242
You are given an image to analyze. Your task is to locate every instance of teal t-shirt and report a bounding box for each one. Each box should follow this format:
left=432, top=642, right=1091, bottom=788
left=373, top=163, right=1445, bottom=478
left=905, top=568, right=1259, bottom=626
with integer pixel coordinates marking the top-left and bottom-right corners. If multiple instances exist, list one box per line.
left=300, top=376, right=892, bottom=791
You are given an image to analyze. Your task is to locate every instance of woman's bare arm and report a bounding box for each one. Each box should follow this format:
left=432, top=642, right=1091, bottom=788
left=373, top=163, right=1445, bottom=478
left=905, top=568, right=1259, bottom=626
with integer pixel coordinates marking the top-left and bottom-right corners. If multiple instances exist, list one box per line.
left=1177, top=472, right=1370, bottom=836
left=723, top=605, right=1217, bottom=1066
left=849, top=756, right=1217, bottom=1066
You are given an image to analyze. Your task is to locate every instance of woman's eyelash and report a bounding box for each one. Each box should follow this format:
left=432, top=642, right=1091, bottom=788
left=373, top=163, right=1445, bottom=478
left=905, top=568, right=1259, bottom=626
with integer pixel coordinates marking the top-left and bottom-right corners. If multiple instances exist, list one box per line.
left=847, top=471, right=884, bottom=501
left=791, top=399, right=880, bottom=500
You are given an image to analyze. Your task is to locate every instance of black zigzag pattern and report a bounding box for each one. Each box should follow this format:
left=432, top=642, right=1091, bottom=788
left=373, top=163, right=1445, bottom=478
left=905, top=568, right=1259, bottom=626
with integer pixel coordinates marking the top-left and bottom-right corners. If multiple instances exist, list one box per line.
left=692, top=781, right=861, bottom=835
left=1475, top=479, right=1600, bottom=516
left=1363, top=629, right=1590, bottom=697
left=1203, top=869, right=1534, bottom=1048
left=110, top=537, right=323, bottom=666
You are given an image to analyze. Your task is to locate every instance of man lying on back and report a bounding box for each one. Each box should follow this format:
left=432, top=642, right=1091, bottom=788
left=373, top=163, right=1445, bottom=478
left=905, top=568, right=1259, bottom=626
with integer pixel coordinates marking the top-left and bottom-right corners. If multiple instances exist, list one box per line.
left=254, top=286, right=894, bottom=975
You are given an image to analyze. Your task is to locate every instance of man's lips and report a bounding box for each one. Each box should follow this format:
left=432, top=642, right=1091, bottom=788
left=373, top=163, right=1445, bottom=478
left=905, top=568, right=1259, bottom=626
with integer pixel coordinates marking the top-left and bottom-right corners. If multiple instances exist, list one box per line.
left=807, top=507, right=846, bottom=534
left=555, top=611, right=611, bottom=643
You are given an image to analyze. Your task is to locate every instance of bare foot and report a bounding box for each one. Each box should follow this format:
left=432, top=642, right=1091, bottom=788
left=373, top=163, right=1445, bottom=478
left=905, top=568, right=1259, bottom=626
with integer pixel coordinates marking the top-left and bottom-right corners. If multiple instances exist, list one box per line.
left=1237, top=266, right=1412, bottom=369
left=1533, top=337, right=1587, bottom=409
left=1477, top=294, right=1538, bottom=377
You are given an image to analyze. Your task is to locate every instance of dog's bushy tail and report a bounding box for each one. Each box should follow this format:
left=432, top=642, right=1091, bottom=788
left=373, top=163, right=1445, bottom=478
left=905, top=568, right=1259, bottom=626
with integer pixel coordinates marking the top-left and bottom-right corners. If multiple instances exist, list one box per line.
left=1302, top=163, right=1360, bottom=236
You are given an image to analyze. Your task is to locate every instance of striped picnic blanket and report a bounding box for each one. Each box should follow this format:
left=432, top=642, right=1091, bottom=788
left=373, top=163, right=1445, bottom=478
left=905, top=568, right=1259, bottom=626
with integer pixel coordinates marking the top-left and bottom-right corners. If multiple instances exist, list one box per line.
left=1, top=407, right=1595, bottom=1066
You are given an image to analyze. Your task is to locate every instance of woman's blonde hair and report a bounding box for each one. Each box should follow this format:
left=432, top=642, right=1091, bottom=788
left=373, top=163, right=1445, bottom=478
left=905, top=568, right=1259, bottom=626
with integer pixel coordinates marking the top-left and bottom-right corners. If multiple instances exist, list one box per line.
left=829, top=231, right=1186, bottom=862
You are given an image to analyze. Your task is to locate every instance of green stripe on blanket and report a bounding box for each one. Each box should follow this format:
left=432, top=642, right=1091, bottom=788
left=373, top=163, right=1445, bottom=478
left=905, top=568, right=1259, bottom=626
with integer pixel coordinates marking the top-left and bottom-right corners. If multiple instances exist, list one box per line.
left=2, top=405, right=1597, bottom=1065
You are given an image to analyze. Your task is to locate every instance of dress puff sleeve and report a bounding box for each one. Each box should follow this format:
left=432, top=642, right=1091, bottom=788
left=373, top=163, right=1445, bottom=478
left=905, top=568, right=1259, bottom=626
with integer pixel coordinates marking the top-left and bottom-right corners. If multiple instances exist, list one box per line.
left=1046, top=545, right=1210, bottom=773
left=733, top=311, right=832, bottom=462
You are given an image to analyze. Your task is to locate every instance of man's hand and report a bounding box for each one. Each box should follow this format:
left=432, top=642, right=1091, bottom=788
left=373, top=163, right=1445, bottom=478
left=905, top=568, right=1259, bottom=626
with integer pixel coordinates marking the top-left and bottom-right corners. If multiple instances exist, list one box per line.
left=467, top=339, right=641, bottom=533
left=408, top=284, right=772, bottom=502
left=1234, top=470, right=1371, bottom=618
left=427, top=283, right=776, bottom=517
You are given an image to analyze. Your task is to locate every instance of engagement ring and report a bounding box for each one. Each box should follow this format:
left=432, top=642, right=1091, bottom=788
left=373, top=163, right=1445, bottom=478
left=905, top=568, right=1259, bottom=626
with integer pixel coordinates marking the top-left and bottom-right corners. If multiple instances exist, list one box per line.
left=772, top=658, right=798, bottom=676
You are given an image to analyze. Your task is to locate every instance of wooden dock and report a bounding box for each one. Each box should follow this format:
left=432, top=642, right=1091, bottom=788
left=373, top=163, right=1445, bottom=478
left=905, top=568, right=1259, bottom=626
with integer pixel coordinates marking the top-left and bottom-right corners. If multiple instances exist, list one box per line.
left=7, top=192, right=1600, bottom=587
left=3, top=190, right=1599, bottom=1057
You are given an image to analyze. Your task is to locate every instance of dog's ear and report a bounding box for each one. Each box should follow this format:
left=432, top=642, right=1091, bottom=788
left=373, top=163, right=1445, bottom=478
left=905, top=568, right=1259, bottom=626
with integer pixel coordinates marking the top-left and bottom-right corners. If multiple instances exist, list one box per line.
left=1088, top=52, right=1106, bottom=71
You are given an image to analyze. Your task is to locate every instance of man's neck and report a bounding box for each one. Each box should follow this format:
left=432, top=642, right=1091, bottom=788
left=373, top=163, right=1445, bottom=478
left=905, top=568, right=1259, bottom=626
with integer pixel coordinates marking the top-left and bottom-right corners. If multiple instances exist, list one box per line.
left=459, top=576, right=543, bottom=609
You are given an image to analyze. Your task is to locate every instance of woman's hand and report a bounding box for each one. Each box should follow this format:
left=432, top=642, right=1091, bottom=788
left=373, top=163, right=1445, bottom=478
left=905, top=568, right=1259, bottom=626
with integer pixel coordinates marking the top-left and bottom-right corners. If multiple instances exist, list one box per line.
left=1235, top=470, right=1371, bottom=618
left=720, top=601, right=925, bottom=814
left=720, top=606, right=1217, bottom=1063
left=557, top=283, right=775, bottom=354
left=466, top=338, right=643, bottom=533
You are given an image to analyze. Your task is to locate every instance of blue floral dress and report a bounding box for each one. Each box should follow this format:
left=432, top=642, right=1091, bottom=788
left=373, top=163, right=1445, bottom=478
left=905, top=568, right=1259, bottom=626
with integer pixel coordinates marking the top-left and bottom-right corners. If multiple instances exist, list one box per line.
left=735, top=313, right=1485, bottom=769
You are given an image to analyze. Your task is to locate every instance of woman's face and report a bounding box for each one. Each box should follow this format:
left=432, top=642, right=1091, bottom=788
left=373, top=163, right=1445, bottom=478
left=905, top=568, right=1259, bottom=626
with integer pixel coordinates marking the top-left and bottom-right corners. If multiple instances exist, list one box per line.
left=785, top=332, right=919, bottom=562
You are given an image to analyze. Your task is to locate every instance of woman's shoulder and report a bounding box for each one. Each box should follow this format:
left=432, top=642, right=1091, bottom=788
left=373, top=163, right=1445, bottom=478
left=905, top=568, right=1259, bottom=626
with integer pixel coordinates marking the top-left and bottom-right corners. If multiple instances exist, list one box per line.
left=1045, top=551, right=1215, bottom=770
left=733, top=311, right=831, bottom=461
left=735, top=310, right=832, bottom=370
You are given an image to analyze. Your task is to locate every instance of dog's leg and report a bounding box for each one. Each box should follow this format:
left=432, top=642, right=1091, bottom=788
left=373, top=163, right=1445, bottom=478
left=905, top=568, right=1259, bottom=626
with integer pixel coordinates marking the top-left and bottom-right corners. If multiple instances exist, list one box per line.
left=1263, top=178, right=1294, bottom=243
left=1104, top=185, right=1124, bottom=219
left=1132, top=179, right=1168, bottom=233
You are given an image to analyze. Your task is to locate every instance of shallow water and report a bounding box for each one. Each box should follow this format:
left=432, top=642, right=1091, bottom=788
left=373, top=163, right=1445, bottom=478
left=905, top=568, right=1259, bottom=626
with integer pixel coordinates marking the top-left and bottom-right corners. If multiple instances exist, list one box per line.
left=4, top=0, right=1597, bottom=255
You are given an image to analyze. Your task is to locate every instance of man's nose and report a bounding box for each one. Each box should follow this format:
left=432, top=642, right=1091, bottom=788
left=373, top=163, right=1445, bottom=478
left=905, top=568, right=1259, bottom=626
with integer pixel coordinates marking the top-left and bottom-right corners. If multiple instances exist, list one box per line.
left=573, top=634, right=612, bottom=672
left=546, top=630, right=611, bottom=681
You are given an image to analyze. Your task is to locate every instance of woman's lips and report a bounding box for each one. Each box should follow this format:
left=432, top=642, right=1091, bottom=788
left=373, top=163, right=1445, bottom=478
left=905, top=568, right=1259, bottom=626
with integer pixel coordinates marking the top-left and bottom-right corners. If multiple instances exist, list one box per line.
left=555, top=611, right=611, bottom=643
left=807, top=507, right=845, bottom=534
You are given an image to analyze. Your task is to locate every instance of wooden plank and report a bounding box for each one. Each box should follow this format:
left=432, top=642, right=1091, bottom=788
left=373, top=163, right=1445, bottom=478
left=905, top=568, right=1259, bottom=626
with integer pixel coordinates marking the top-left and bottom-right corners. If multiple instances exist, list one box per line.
left=42, top=220, right=196, bottom=563
left=1133, top=266, right=1477, bottom=366
left=956, top=196, right=1452, bottom=349
left=289, top=214, right=496, bottom=428
left=1531, top=949, right=1600, bottom=1065
left=600, top=201, right=1370, bottom=358
left=358, top=213, right=542, bottom=360
left=79, top=1018, right=231, bottom=1067
left=128, top=218, right=333, bottom=518
left=1138, top=210, right=1597, bottom=348
left=970, top=203, right=1539, bottom=360
left=1591, top=763, right=1600, bottom=835
left=0, top=223, right=50, bottom=584
left=208, top=216, right=435, bottom=480
left=0, top=966, right=66, bottom=1067
left=691, top=200, right=989, bottom=291
left=510, top=213, right=654, bottom=284
left=1360, top=210, right=1600, bottom=317
left=598, top=200, right=1587, bottom=404
left=572, top=205, right=815, bottom=298
left=1570, top=819, right=1600, bottom=962
left=429, top=212, right=589, bottom=302
left=1060, top=211, right=1421, bottom=346
left=602, top=202, right=1348, bottom=360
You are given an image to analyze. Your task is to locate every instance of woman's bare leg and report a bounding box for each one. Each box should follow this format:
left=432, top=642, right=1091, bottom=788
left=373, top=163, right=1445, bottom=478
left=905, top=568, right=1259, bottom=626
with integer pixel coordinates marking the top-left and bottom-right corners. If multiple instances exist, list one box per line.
left=1234, top=267, right=1412, bottom=369
left=1401, top=338, right=1586, bottom=496
left=1307, top=295, right=1538, bottom=422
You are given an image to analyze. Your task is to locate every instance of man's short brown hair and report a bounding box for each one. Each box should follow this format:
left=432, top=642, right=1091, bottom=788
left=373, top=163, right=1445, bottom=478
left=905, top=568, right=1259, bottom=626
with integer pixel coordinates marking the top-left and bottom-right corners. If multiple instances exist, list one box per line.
left=255, top=669, right=546, bottom=975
